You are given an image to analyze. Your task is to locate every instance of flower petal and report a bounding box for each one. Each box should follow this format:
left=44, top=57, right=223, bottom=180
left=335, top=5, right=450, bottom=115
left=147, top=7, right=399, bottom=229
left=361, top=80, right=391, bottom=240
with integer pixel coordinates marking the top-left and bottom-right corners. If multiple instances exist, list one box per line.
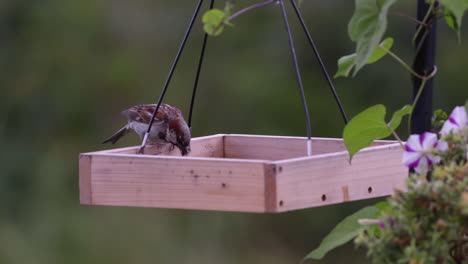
left=427, top=154, right=441, bottom=165
left=441, top=106, right=468, bottom=135
left=437, top=140, right=448, bottom=152
left=440, top=121, right=459, bottom=136
left=403, top=151, right=421, bottom=168
left=405, top=134, right=423, bottom=152
left=420, top=132, right=438, bottom=150
left=414, top=156, right=429, bottom=174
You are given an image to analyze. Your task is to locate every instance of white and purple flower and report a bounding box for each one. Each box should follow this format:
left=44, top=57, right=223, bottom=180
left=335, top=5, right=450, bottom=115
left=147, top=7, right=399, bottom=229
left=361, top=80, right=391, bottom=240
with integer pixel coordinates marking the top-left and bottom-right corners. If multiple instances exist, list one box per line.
left=440, top=106, right=468, bottom=136
left=402, top=132, right=447, bottom=174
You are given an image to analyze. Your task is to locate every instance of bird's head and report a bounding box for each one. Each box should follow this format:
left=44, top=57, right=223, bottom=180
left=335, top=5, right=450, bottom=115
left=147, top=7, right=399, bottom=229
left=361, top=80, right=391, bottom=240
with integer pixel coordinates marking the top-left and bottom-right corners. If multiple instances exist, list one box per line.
left=167, top=118, right=191, bottom=156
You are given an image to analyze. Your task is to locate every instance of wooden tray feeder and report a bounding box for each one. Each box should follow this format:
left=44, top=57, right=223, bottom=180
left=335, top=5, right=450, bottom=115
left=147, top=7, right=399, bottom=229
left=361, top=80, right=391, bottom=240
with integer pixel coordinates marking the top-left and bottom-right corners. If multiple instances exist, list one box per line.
left=79, top=1, right=408, bottom=213
left=80, top=134, right=406, bottom=213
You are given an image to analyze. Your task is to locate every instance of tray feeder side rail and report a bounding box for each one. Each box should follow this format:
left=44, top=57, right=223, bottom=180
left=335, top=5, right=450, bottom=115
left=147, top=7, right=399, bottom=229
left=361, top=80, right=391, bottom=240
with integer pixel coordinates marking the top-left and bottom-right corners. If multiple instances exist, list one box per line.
left=80, top=134, right=407, bottom=213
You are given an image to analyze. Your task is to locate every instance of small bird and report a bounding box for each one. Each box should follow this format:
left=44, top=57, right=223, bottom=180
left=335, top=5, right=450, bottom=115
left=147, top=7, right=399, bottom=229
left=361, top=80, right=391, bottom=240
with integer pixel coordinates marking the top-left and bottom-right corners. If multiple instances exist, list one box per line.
left=102, top=104, right=191, bottom=156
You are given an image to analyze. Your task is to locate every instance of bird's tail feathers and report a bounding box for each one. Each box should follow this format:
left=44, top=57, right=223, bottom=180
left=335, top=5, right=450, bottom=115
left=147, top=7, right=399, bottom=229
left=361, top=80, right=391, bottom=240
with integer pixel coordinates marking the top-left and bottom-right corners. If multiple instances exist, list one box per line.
left=102, top=126, right=130, bottom=144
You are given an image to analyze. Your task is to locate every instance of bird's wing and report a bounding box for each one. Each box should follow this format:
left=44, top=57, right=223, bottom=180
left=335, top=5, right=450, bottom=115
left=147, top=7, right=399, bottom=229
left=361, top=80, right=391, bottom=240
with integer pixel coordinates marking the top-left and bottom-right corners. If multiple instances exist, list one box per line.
left=121, top=104, right=168, bottom=124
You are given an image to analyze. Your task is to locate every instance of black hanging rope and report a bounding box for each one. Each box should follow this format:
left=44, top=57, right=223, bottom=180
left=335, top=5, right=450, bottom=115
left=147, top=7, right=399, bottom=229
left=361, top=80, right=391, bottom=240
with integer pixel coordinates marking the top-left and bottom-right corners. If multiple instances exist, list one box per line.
left=139, top=0, right=205, bottom=154
left=278, top=0, right=313, bottom=155
left=289, top=0, right=349, bottom=124
left=137, top=0, right=350, bottom=155
left=188, top=0, right=215, bottom=128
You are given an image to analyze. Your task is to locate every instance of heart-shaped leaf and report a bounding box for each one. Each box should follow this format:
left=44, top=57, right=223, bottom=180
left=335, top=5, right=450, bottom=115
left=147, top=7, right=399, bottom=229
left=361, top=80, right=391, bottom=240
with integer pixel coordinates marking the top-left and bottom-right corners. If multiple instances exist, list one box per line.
left=348, top=0, right=397, bottom=76
left=335, top=37, right=394, bottom=78
left=439, top=0, right=468, bottom=36
left=367, top=37, right=394, bottom=63
left=388, top=105, right=412, bottom=130
left=445, top=8, right=461, bottom=41
left=344, top=104, right=411, bottom=162
left=335, top=54, right=357, bottom=78
left=343, top=105, right=391, bottom=161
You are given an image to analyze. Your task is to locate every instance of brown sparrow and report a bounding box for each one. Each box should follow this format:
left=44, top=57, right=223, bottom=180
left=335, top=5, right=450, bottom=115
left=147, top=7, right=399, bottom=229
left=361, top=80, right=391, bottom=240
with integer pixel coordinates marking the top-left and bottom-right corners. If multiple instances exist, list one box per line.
left=102, top=104, right=191, bottom=155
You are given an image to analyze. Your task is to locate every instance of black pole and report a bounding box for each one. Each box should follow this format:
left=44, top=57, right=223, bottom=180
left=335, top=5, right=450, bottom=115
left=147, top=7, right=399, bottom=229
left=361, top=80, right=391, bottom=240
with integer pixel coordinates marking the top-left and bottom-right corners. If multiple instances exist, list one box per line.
left=411, top=0, right=437, bottom=134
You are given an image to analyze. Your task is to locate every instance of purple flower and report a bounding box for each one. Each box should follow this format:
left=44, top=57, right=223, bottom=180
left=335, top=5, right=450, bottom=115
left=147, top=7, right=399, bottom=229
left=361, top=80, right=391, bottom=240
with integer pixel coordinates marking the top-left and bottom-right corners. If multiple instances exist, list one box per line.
left=440, top=106, right=468, bottom=136
left=402, top=132, right=446, bottom=174
left=358, top=219, right=386, bottom=230
left=388, top=216, right=395, bottom=229
left=379, top=221, right=386, bottom=230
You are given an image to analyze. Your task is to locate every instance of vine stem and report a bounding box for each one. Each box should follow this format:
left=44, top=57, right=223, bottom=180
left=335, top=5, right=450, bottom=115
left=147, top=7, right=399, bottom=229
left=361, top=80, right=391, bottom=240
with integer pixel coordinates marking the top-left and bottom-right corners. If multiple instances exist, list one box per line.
left=389, top=11, right=426, bottom=26
left=408, top=79, right=429, bottom=134
left=379, top=45, right=436, bottom=81
left=379, top=46, right=423, bottom=79
left=228, top=0, right=276, bottom=21
left=386, top=123, right=405, bottom=150
left=378, top=43, right=438, bottom=136
left=412, top=0, right=435, bottom=45
left=407, top=66, right=438, bottom=133
left=209, top=0, right=276, bottom=35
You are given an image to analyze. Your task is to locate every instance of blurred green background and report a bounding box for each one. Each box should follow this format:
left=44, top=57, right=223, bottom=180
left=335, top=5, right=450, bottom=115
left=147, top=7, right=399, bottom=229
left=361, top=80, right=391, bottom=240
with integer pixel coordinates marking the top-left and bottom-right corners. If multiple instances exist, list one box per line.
left=1, top=0, right=467, bottom=263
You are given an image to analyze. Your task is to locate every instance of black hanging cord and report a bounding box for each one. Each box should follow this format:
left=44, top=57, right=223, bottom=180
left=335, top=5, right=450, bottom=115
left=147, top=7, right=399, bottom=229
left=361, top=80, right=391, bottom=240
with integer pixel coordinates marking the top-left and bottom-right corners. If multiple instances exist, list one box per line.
left=278, top=0, right=313, bottom=155
left=188, top=0, right=215, bottom=128
left=289, top=0, right=349, bottom=124
left=139, top=0, right=205, bottom=154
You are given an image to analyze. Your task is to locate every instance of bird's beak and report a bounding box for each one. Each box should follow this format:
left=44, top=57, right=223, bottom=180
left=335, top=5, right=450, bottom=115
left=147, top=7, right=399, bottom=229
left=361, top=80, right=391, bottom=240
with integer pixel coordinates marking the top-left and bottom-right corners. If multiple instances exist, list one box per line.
left=179, top=145, right=190, bottom=156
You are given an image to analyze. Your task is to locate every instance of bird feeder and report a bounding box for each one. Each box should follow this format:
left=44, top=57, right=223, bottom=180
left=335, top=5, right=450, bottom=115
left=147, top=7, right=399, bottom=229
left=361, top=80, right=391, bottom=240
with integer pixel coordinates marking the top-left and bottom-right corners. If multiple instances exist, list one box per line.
left=79, top=0, right=407, bottom=213
left=80, top=134, right=405, bottom=213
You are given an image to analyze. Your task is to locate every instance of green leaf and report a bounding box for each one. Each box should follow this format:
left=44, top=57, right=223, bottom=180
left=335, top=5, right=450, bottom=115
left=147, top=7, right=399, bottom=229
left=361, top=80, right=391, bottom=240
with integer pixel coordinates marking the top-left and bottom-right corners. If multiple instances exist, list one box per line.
left=343, top=104, right=411, bottom=161
left=465, top=99, right=468, bottom=116
left=304, top=206, right=379, bottom=260
left=348, top=0, right=397, bottom=76
left=335, top=37, right=394, bottom=78
left=202, top=9, right=226, bottom=36
left=335, top=54, right=357, bottom=78
left=439, top=0, right=468, bottom=36
left=388, top=104, right=412, bottom=130
left=432, top=109, right=449, bottom=132
left=343, top=105, right=391, bottom=161
left=444, top=8, right=461, bottom=39
left=374, top=201, right=390, bottom=217
left=367, top=37, right=393, bottom=63
left=374, top=201, right=390, bottom=211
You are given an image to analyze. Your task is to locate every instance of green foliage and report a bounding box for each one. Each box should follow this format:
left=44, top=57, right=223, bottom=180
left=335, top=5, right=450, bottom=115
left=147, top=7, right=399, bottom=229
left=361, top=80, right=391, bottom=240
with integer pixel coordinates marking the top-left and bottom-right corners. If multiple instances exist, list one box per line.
left=354, top=113, right=468, bottom=263
left=304, top=206, right=379, bottom=260
left=344, top=105, right=389, bottom=161
left=347, top=0, right=397, bottom=76
left=367, top=37, right=394, bottom=63
left=335, top=37, right=394, bottom=78
left=439, top=0, right=468, bottom=35
left=335, top=54, right=357, bottom=78
left=465, top=99, right=468, bottom=115
left=432, top=109, right=449, bottom=133
left=388, top=104, right=412, bottom=130
left=343, top=104, right=412, bottom=161
left=445, top=8, right=461, bottom=39
left=202, top=9, right=227, bottom=36
left=355, top=161, right=468, bottom=263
